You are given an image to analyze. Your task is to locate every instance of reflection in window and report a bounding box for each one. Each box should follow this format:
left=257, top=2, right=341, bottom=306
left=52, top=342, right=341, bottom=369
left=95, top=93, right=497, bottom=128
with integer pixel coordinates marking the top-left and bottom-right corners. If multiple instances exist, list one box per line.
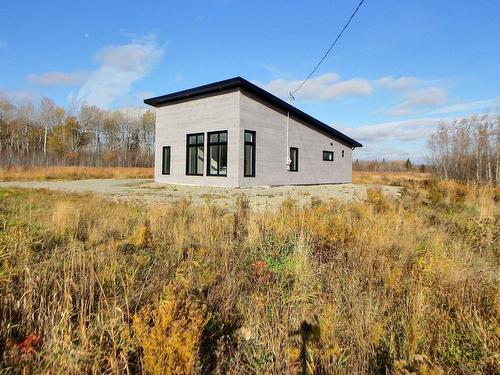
left=244, top=130, right=255, bottom=177
left=207, top=131, right=228, bottom=176
left=186, top=133, right=204, bottom=175
left=323, top=151, right=334, bottom=161
left=162, top=146, right=171, bottom=174
left=289, top=147, right=298, bottom=172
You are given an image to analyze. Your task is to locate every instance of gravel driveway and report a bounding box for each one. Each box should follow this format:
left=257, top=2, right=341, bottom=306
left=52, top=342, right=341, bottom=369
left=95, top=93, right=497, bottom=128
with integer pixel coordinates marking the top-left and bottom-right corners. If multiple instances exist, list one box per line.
left=0, top=179, right=402, bottom=209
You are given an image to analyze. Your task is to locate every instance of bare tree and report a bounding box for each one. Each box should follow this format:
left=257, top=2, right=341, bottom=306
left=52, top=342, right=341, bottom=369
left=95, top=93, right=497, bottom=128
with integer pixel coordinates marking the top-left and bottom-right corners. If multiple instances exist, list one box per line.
left=0, top=96, right=155, bottom=168
left=39, top=97, right=65, bottom=158
left=428, top=112, right=499, bottom=185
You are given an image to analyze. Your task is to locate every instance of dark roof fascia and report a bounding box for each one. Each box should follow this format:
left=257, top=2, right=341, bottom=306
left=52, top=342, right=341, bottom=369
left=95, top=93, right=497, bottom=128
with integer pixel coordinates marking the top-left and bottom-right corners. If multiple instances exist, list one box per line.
left=144, top=77, right=362, bottom=148
left=144, top=77, right=242, bottom=107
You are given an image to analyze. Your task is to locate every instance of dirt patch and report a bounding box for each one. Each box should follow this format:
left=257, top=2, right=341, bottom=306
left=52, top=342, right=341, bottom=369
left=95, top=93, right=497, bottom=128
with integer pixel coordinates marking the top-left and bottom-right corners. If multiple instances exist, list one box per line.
left=0, top=179, right=402, bottom=209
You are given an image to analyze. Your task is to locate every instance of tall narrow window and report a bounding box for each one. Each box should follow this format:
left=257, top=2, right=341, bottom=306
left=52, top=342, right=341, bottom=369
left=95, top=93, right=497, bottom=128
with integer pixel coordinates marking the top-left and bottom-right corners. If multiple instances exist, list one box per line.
left=244, top=130, right=255, bottom=177
left=289, top=147, right=298, bottom=172
left=186, top=133, right=204, bottom=175
left=342, top=150, right=345, bottom=158
left=162, top=146, right=171, bottom=175
left=207, top=131, right=228, bottom=176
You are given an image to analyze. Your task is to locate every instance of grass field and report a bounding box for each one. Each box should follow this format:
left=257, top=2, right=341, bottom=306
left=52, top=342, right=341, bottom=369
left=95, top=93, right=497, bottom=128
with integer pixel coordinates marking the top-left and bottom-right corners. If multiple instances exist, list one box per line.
left=0, top=166, right=154, bottom=181
left=0, top=173, right=498, bottom=374
left=1, top=166, right=428, bottom=184
left=352, top=171, right=431, bottom=185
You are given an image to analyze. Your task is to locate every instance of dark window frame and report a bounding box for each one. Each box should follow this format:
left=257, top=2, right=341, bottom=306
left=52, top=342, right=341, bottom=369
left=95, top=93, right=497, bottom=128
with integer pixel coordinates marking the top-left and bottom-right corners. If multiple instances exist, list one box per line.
left=289, top=147, right=298, bottom=172
left=162, top=146, right=171, bottom=175
left=323, top=150, right=334, bottom=161
left=244, top=130, right=256, bottom=177
left=207, top=130, right=228, bottom=177
left=186, top=132, right=204, bottom=176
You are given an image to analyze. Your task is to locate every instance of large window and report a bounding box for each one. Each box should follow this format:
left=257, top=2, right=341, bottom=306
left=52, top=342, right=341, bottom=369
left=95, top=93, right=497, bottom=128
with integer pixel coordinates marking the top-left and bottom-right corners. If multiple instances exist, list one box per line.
left=244, top=130, right=255, bottom=177
left=207, top=131, right=228, bottom=176
left=323, top=151, right=334, bottom=161
left=289, top=147, right=298, bottom=172
left=162, top=146, right=171, bottom=174
left=186, top=133, right=204, bottom=175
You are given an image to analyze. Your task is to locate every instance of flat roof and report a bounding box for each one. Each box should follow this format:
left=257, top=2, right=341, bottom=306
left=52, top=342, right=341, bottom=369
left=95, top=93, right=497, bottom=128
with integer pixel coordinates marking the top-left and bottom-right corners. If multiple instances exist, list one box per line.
left=144, top=77, right=362, bottom=148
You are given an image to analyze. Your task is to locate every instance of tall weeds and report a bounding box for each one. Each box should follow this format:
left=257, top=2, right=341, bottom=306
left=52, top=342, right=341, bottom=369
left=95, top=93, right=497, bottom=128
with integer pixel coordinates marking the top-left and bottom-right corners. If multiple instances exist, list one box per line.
left=0, top=179, right=498, bottom=374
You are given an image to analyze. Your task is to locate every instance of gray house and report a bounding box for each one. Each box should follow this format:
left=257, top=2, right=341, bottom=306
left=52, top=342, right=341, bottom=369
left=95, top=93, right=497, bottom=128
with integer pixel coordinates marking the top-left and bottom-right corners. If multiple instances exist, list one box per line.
left=144, top=77, right=362, bottom=187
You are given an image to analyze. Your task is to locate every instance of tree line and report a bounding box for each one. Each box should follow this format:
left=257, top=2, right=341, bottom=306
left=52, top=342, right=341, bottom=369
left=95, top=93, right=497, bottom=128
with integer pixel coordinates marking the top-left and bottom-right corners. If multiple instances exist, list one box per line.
left=2, top=94, right=499, bottom=186
left=428, top=112, right=500, bottom=184
left=353, top=158, right=425, bottom=173
left=0, top=96, right=155, bottom=168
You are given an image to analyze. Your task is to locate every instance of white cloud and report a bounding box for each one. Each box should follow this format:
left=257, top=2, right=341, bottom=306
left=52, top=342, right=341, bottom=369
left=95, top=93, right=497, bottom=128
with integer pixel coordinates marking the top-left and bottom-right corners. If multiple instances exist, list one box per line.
left=255, top=73, right=445, bottom=107
left=385, top=107, right=413, bottom=117
left=386, top=87, right=448, bottom=116
left=342, top=117, right=450, bottom=162
left=406, top=87, right=447, bottom=106
left=255, top=73, right=373, bottom=101
left=28, top=71, right=89, bottom=86
left=354, top=146, right=419, bottom=162
left=113, top=91, right=156, bottom=107
left=253, top=62, right=292, bottom=79
left=434, top=97, right=500, bottom=114
left=0, top=87, right=36, bottom=103
left=375, top=76, right=419, bottom=91
left=77, top=36, right=164, bottom=108
left=343, top=117, right=442, bottom=142
left=257, top=72, right=448, bottom=117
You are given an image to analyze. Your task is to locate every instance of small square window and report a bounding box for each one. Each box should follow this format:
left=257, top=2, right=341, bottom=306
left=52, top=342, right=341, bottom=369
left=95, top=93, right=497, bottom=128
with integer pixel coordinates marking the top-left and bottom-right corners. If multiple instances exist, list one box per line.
left=323, top=151, right=334, bottom=161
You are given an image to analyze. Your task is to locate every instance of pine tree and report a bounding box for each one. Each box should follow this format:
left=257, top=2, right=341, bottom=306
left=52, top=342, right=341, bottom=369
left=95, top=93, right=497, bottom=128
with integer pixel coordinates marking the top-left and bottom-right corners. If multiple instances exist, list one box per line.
left=405, top=158, right=412, bottom=171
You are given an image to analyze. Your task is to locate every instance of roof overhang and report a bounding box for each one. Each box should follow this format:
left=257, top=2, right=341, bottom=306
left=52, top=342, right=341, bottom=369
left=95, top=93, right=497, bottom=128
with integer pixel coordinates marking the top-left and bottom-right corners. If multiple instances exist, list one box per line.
left=145, top=77, right=363, bottom=148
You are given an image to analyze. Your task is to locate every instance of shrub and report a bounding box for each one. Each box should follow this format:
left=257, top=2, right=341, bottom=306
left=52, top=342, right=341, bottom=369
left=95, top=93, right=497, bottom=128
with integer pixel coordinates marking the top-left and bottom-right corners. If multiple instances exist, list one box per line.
left=132, top=281, right=211, bottom=375
left=366, top=187, right=391, bottom=212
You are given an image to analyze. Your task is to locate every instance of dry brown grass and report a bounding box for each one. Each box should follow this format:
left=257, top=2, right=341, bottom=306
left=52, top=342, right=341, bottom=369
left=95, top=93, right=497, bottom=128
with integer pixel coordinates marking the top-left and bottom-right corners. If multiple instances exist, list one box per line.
left=353, top=171, right=431, bottom=185
left=0, top=175, right=498, bottom=374
left=0, top=166, right=153, bottom=181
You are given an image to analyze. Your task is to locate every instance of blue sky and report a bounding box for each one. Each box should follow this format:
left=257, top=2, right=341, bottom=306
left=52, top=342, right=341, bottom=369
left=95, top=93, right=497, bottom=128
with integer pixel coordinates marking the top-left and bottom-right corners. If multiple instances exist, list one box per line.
left=1, top=0, right=499, bottom=162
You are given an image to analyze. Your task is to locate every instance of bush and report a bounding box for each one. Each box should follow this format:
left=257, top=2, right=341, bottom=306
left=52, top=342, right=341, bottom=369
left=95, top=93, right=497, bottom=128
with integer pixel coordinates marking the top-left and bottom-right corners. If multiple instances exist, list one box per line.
left=132, top=281, right=211, bottom=375
left=366, top=187, right=391, bottom=212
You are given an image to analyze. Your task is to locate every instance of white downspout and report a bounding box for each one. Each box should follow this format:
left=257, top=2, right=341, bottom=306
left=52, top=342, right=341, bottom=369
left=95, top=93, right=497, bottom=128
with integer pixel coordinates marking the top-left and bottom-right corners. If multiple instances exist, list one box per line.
left=286, top=91, right=294, bottom=170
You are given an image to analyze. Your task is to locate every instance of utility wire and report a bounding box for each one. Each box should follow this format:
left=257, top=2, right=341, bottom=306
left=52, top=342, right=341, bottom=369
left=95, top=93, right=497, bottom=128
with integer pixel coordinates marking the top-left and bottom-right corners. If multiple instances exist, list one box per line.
left=290, top=0, right=366, bottom=98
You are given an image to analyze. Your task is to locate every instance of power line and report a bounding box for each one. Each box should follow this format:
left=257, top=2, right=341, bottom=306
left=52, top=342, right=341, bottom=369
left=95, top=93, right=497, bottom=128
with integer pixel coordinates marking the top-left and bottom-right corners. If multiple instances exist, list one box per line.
left=290, top=0, right=367, bottom=98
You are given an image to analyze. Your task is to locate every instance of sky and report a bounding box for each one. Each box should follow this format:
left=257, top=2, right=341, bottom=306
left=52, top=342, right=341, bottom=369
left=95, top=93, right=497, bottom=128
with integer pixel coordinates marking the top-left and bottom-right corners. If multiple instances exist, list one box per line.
left=1, top=0, right=499, bottom=162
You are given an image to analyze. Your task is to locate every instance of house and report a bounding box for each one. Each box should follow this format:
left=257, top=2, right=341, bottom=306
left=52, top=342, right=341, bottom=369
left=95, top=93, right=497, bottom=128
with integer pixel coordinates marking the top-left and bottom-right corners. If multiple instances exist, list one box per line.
left=144, top=77, right=362, bottom=187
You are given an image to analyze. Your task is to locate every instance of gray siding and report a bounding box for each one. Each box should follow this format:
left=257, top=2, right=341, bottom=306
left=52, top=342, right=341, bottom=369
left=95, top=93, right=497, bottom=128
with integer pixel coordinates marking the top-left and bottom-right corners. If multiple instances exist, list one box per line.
left=238, top=90, right=352, bottom=186
left=154, top=90, right=240, bottom=187
left=154, top=89, right=353, bottom=187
